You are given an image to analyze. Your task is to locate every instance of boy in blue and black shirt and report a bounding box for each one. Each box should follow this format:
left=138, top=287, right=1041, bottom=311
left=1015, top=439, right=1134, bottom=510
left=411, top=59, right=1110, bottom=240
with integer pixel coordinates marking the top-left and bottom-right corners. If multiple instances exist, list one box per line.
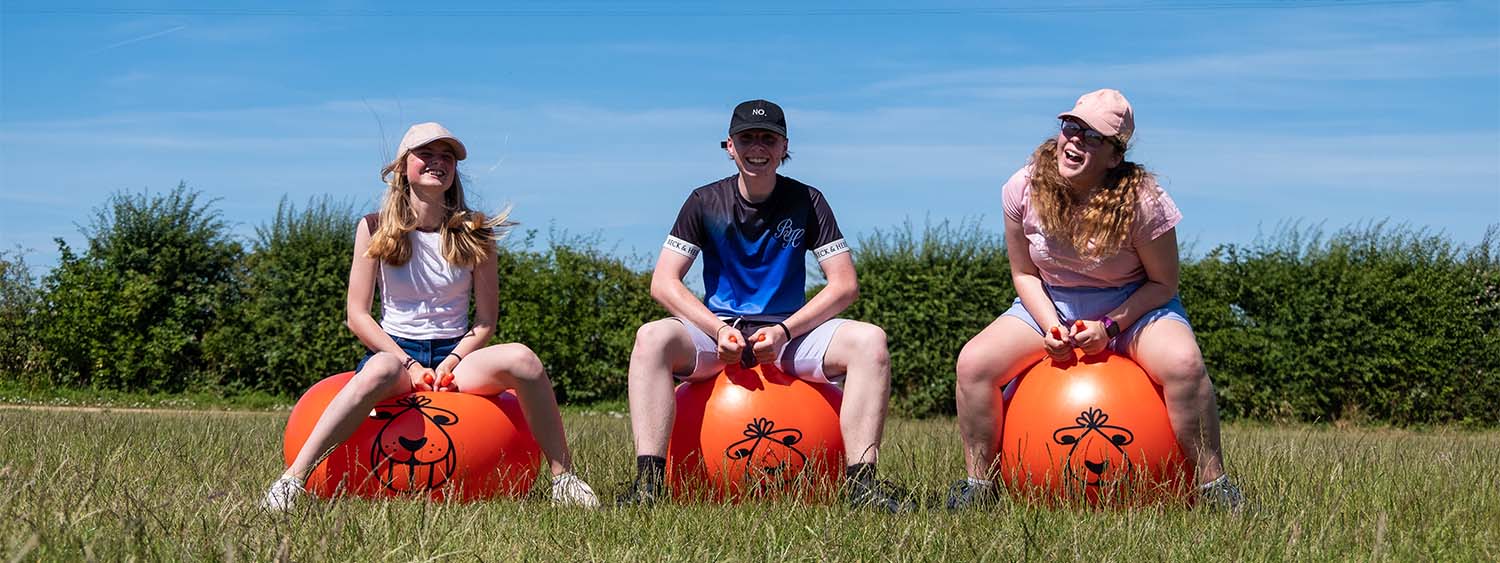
left=619, top=99, right=911, bottom=513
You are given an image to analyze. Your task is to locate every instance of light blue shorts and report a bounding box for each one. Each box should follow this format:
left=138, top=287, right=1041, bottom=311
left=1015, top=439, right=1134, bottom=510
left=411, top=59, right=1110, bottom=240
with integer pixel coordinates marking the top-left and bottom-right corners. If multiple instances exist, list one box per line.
left=1000, top=281, right=1191, bottom=355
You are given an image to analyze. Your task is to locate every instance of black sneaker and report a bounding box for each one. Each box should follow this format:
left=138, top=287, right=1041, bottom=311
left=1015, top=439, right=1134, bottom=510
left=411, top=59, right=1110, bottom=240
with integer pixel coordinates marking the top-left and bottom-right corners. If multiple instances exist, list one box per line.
left=613, top=474, right=663, bottom=508
left=944, top=479, right=1001, bottom=511
left=844, top=478, right=917, bottom=514
left=1197, top=476, right=1247, bottom=514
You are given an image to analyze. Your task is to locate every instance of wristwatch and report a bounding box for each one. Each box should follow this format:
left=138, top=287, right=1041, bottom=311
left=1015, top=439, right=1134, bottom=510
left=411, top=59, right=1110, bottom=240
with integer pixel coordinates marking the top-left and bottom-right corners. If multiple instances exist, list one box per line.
left=1102, top=316, right=1121, bottom=338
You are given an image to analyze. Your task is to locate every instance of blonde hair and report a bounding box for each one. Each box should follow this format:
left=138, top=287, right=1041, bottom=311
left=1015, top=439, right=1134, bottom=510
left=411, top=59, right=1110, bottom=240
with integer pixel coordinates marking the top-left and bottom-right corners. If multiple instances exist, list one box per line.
left=366, top=152, right=515, bottom=268
left=1027, top=137, right=1155, bottom=260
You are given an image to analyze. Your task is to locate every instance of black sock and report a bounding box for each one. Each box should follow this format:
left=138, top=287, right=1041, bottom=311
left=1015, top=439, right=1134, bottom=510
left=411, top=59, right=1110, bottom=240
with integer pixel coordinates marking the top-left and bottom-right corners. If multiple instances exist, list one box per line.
left=636, top=455, right=666, bottom=482
left=846, top=462, right=876, bottom=484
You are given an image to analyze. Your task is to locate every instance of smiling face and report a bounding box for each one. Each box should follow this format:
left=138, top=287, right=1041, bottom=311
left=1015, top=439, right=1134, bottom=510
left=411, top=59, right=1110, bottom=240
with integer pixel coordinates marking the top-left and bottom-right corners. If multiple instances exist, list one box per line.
left=1055, top=118, right=1123, bottom=191
left=403, top=140, right=458, bottom=193
left=726, top=129, right=788, bottom=179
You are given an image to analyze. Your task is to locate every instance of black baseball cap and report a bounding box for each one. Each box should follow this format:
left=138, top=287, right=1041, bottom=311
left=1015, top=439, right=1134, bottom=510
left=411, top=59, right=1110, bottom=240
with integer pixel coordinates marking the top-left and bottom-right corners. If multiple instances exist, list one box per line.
left=728, top=99, right=788, bottom=137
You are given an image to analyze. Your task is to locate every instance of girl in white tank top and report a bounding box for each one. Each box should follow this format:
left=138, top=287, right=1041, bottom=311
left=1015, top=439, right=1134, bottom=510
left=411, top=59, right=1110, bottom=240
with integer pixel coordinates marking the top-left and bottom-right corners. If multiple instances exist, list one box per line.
left=263, top=122, right=598, bottom=511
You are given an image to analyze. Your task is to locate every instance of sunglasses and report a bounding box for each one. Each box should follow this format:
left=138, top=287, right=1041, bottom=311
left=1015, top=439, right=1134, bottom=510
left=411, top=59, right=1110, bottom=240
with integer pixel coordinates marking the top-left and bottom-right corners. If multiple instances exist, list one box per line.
left=1059, top=120, right=1112, bottom=149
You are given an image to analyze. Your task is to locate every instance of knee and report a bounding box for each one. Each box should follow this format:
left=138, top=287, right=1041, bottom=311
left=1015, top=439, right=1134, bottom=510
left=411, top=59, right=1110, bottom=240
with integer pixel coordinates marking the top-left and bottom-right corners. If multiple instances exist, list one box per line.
left=955, top=341, right=1015, bottom=392
left=956, top=338, right=1035, bottom=391
left=633, top=320, right=679, bottom=355
left=842, top=322, right=889, bottom=367
left=954, top=342, right=992, bottom=388
left=1152, top=351, right=1209, bottom=389
left=495, top=344, right=548, bottom=384
left=353, top=353, right=404, bottom=394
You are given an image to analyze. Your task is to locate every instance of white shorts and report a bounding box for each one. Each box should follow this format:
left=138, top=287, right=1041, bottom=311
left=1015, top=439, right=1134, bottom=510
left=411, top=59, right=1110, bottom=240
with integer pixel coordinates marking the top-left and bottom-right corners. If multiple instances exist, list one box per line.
left=670, top=317, right=851, bottom=384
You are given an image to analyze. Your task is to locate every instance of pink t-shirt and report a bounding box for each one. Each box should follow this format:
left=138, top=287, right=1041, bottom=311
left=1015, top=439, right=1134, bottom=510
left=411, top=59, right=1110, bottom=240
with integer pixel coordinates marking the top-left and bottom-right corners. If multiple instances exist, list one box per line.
left=1002, top=165, right=1181, bottom=288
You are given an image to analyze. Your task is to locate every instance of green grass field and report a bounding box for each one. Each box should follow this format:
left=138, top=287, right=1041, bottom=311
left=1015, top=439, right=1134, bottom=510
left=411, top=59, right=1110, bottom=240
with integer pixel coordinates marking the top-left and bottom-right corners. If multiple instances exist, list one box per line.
left=2, top=406, right=1496, bottom=561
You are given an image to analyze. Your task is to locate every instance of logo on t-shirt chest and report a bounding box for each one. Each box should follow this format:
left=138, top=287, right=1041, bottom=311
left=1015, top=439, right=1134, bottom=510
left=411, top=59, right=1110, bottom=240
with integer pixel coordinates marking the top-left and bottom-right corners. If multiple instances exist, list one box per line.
left=773, top=218, right=805, bottom=248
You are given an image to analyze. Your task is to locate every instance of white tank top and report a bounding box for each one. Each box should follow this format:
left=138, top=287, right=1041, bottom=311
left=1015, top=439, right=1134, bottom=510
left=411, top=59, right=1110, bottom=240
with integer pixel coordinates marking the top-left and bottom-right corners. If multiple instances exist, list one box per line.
left=378, top=229, right=472, bottom=339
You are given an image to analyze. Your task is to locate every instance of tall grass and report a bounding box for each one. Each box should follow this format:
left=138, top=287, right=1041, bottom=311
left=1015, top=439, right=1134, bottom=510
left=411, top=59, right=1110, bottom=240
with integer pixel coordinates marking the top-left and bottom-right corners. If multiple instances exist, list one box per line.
left=2, top=409, right=1495, bottom=561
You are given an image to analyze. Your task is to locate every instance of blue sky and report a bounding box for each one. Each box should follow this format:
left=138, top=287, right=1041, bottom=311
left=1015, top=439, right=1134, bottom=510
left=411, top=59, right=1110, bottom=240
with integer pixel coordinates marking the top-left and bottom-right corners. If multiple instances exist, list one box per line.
left=2, top=0, right=1497, bottom=275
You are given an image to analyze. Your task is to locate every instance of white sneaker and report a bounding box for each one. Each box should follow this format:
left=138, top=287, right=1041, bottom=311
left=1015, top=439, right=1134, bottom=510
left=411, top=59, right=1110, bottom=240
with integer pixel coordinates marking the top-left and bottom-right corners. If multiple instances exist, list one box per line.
left=550, top=472, right=600, bottom=509
left=260, top=475, right=305, bottom=513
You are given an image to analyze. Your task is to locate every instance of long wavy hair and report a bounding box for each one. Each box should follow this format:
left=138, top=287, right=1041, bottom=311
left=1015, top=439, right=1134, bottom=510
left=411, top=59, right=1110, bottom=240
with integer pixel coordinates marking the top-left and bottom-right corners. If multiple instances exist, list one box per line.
left=365, top=152, right=515, bottom=268
left=1027, top=137, right=1155, bottom=260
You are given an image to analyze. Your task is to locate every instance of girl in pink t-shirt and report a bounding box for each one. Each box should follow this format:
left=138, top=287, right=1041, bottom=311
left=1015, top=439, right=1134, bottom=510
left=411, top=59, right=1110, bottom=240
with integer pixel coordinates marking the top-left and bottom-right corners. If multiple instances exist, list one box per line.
left=946, top=90, right=1243, bottom=511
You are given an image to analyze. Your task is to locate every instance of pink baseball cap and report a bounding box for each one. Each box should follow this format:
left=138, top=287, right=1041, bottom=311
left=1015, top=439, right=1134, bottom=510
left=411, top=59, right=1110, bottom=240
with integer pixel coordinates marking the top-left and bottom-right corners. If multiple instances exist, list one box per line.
left=1058, top=89, right=1134, bottom=144
left=398, top=122, right=467, bottom=161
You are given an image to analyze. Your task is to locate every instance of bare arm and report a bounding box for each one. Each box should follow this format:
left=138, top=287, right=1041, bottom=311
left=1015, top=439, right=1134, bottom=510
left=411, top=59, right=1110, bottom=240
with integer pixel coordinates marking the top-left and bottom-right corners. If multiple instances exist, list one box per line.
left=1006, top=215, right=1062, bottom=331
left=651, top=248, right=747, bottom=362
left=1006, top=215, right=1074, bottom=360
left=650, top=248, right=725, bottom=335
left=461, top=250, right=499, bottom=353
left=1070, top=228, right=1180, bottom=354
left=345, top=217, right=407, bottom=357
left=784, top=252, right=857, bottom=338
left=433, top=250, right=498, bottom=380
left=1107, top=227, right=1180, bottom=329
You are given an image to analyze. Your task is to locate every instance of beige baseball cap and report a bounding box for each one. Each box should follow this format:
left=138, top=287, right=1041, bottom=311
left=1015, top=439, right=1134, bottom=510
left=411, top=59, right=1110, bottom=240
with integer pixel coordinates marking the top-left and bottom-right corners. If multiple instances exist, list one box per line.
left=1058, top=89, right=1134, bottom=144
left=398, top=122, right=467, bottom=161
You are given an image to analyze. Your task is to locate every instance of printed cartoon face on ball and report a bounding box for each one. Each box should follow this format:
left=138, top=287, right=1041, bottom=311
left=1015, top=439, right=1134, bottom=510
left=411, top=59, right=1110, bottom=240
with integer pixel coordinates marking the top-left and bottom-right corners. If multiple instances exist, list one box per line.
left=370, top=395, right=460, bottom=493
left=1051, top=406, right=1137, bottom=487
left=726, top=416, right=809, bottom=483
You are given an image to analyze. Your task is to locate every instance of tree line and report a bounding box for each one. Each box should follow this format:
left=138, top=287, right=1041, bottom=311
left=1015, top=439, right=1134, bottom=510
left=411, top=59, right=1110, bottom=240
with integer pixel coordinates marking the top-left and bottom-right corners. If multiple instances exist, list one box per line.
left=1, top=185, right=1494, bottom=425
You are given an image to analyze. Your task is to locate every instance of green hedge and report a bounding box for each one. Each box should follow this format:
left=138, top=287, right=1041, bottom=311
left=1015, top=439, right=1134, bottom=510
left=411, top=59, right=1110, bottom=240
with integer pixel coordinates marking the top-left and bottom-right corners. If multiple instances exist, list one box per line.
left=29, top=185, right=243, bottom=391
left=2, top=186, right=1496, bottom=426
left=1181, top=223, right=1500, bottom=426
left=835, top=220, right=1014, bottom=417
left=493, top=231, right=662, bottom=403
left=203, top=197, right=366, bottom=394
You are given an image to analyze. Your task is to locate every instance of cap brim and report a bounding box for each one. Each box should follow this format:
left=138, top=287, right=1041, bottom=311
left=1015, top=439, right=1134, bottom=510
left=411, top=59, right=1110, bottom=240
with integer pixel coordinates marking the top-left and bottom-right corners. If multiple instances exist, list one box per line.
left=403, top=135, right=468, bottom=160
left=728, top=124, right=788, bottom=137
left=1057, top=111, right=1119, bottom=137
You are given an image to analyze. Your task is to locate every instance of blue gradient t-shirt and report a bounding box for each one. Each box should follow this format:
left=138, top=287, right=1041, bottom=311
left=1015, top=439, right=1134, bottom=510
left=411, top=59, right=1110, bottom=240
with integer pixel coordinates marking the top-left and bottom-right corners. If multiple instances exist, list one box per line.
left=663, top=175, right=849, bottom=320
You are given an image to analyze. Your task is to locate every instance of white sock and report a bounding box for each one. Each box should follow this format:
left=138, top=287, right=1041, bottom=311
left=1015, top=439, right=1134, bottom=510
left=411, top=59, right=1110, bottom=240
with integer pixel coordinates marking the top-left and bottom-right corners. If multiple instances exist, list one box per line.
left=966, top=477, right=994, bottom=488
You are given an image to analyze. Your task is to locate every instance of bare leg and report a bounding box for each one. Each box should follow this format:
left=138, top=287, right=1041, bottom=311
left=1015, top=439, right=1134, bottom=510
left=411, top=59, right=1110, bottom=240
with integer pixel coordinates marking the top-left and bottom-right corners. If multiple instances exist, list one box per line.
left=626, top=319, right=699, bottom=457
left=820, top=322, right=892, bottom=466
left=452, top=343, right=575, bottom=477
left=285, top=353, right=408, bottom=480
left=1126, top=319, right=1227, bottom=484
left=954, top=316, right=1047, bottom=480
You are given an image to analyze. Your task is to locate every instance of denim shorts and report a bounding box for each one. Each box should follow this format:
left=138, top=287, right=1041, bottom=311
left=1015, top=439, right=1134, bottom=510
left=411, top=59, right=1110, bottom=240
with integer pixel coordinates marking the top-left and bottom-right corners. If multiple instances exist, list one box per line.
left=356, top=334, right=463, bottom=372
left=1000, top=281, right=1192, bottom=354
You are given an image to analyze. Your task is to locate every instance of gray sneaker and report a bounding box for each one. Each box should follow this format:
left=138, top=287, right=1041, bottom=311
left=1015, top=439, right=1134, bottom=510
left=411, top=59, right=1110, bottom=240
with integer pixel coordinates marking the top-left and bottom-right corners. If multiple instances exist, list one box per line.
left=944, top=479, right=1002, bottom=511
left=259, top=475, right=305, bottom=513
left=844, top=477, right=917, bottom=514
left=1198, top=475, right=1246, bottom=513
